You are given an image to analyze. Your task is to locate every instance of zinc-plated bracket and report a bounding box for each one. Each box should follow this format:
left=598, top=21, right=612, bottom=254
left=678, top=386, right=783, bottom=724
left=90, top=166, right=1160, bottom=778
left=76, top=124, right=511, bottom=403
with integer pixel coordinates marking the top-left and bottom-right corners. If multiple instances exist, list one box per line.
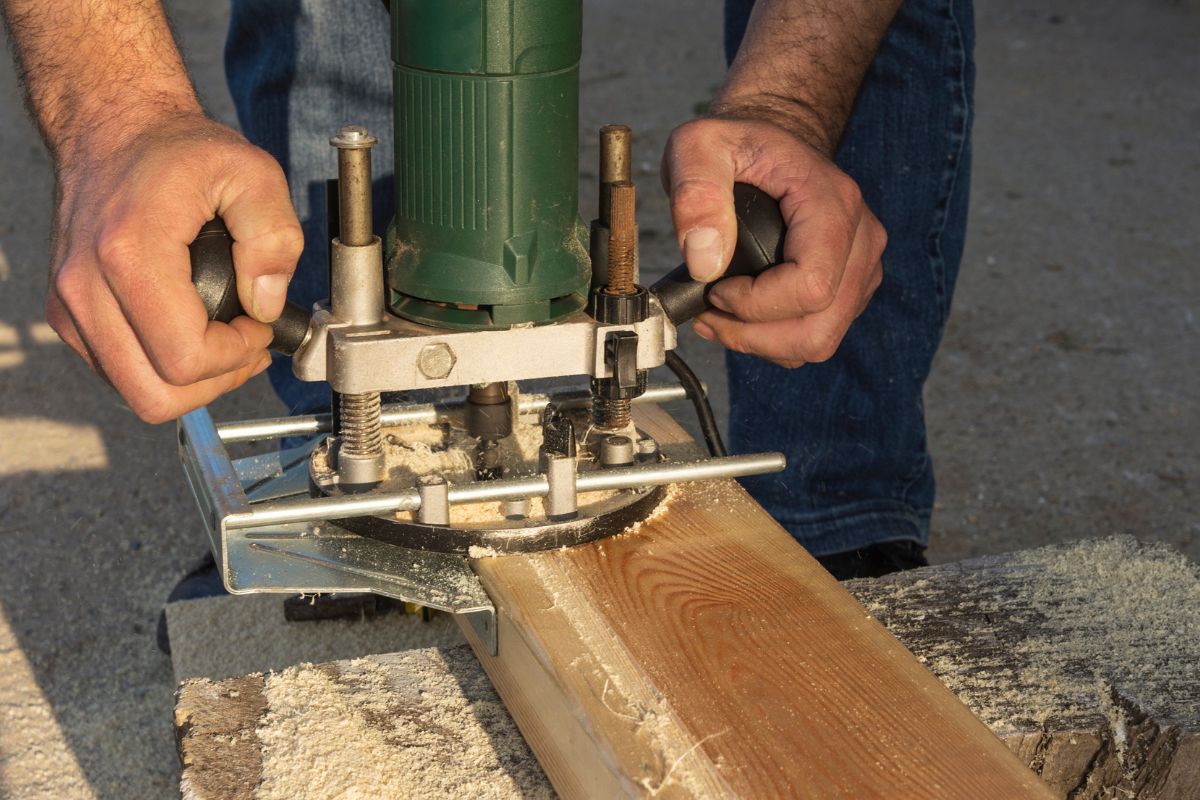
left=177, top=407, right=498, bottom=654
left=176, top=385, right=786, bottom=658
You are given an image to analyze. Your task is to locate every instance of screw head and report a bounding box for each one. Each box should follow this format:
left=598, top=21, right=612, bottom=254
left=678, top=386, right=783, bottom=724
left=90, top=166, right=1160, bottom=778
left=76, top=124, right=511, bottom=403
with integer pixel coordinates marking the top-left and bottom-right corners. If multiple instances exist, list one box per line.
left=417, top=343, right=456, bottom=379
left=330, top=125, right=377, bottom=149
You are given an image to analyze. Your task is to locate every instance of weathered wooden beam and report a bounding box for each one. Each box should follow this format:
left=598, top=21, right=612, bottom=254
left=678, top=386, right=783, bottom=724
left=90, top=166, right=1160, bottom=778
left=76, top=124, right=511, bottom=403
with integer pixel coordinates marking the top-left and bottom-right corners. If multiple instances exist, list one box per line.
left=843, top=536, right=1200, bottom=800
left=457, top=406, right=1052, bottom=798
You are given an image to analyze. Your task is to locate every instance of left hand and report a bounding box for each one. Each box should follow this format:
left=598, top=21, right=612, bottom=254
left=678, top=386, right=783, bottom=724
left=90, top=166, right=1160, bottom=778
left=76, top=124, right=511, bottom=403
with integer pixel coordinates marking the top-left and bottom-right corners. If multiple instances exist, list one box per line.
left=662, top=116, right=886, bottom=368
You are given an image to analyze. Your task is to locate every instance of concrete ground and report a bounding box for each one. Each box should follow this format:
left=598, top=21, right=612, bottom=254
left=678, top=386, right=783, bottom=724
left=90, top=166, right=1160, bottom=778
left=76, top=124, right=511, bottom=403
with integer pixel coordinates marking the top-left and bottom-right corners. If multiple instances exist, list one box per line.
left=0, top=0, right=1195, bottom=797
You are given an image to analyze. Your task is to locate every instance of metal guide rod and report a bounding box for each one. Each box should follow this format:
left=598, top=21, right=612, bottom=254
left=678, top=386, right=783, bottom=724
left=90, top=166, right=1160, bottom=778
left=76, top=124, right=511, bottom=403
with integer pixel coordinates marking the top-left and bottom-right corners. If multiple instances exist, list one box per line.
left=223, top=452, right=785, bottom=530
left=216, top=383, right=696, bottom=443
left=329, top=124, right=386, bottom=489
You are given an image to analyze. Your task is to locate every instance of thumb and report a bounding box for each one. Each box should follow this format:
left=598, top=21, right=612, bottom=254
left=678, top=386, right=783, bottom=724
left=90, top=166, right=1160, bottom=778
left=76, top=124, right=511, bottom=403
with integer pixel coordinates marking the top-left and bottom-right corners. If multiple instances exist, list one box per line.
left=218, top=151, right=304, bottom=323
left=664, top=124, right=739, bottom=282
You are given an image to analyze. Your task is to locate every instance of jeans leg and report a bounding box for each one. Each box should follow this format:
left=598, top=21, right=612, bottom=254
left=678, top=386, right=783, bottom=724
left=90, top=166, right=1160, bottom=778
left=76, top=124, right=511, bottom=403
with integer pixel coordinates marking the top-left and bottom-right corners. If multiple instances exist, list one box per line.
left=225, top=0, right=394, bottom=415
left=723, top=0, right=976, bottom=556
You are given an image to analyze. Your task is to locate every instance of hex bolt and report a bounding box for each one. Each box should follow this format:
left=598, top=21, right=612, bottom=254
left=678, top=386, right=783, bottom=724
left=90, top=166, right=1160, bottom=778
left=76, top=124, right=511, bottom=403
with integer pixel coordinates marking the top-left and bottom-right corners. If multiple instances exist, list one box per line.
left=417, top=343, right=456, bottom=380
left=417, top=475, right=450, bottom=526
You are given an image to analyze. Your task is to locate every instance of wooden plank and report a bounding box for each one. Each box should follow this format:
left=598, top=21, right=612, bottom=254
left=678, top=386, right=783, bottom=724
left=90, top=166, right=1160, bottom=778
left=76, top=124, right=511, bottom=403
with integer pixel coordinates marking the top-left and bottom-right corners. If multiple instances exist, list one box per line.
left=171, top=538, right=1197, bottom=798
left=458, top=405, right=1053, bottom=798
left=843, top=536, right=1200, bottom=800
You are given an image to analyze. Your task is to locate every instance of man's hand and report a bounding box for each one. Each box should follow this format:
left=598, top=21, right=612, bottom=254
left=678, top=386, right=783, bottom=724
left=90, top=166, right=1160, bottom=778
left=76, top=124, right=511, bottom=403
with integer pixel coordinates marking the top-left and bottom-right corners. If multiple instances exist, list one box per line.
left=2, top=0, right=303, bottom=422
left=660, top=0, right=900, bottom=368
left=48, top=112, right=302, bottom=422
left=663, top=117, right=885, bottom=368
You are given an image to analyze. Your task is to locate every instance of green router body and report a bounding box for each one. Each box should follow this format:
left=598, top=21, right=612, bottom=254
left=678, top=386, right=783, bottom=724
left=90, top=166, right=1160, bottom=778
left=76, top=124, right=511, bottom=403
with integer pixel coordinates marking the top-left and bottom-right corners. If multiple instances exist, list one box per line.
left=387, top=0, right=590, bottom=330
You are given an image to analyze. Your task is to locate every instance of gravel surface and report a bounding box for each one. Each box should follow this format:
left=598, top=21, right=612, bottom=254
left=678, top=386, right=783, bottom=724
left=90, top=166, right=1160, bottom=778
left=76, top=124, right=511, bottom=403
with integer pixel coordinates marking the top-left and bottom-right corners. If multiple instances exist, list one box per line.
left=0, top=0, right=1195, bottom=797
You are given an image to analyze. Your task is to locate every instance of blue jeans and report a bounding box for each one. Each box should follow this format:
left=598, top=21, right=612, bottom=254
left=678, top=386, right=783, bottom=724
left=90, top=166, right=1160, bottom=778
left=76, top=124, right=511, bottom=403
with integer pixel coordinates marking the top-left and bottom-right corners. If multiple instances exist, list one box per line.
left=226, top=0, right=974, bottom=557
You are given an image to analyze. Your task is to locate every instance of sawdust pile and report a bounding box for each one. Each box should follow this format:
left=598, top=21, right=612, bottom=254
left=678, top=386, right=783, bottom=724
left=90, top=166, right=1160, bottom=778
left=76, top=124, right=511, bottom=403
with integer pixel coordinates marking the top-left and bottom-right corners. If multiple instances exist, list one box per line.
left=254, top=646, right=553, bottom=799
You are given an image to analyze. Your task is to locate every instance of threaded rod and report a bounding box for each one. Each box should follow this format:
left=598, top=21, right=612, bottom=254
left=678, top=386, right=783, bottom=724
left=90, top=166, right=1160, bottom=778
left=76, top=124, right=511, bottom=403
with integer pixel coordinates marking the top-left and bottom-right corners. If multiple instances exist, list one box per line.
left=605, top=181, right=637, bottom=295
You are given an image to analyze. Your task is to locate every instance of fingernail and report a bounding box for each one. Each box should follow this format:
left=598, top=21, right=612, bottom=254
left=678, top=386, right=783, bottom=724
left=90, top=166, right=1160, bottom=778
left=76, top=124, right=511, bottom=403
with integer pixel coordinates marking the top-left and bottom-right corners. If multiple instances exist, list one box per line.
left=693, top=321, right=716, bottom=341
left=684, top=227, right=725, bottom=282
left=251, top=274, right=288, bottom=323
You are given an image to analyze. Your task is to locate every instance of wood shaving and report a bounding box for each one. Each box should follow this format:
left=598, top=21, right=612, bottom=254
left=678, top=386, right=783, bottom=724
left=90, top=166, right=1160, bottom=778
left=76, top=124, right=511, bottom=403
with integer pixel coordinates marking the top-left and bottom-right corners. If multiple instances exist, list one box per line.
left=253, top=647, right=553, bottom=799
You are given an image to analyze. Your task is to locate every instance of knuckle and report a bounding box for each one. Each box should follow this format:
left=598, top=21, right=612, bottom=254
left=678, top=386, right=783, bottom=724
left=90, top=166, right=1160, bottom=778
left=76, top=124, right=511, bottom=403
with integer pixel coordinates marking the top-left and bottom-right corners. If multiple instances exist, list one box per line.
left=836, top=174, right=864, bottom=210
left=132, top=393, right=178, bottom=425
left=267, top=223, right=305, bottom=264
left=869, top=261, right=884, bottom=292
left=671, top=178, right=725, bottom=211
left=44, top=299, right=72, bottom=337
left=53, top=256, right=89, bottom=308
left=250, top=146, right=285, bottom=176
left=805, top=328, right=841, bottom=363
left=156, top=345, right=206, bottom=387
left=94, top=224, right=140, bottom=273
left=667, top=119, right=709, bottom=149
left=800, top=270, right=837, bottom=311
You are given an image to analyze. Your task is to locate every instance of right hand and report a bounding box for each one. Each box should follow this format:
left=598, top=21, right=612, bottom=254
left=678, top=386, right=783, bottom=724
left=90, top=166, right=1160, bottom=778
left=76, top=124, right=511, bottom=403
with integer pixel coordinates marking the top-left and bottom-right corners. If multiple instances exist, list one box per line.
left=46, top=112, right=303, bottom=423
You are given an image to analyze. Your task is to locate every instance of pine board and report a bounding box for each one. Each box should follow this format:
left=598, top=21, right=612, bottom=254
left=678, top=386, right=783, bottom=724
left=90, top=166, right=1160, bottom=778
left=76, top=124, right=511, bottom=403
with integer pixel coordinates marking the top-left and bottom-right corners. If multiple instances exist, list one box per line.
left=457, top=405, right=1053, bottom=798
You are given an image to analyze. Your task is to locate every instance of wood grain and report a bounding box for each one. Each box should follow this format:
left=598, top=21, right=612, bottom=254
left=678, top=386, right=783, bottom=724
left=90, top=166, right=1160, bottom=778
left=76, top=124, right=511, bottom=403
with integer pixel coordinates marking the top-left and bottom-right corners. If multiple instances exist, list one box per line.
left=458, top=405, right=1054, bottom=798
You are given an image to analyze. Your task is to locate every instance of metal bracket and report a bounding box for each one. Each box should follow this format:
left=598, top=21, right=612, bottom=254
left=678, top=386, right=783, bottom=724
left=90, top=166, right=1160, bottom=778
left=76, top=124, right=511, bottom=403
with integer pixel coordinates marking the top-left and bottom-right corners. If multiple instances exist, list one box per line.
left=176, top=385, right=786, bottom=659
left=178, top=407, right=499, bottom=654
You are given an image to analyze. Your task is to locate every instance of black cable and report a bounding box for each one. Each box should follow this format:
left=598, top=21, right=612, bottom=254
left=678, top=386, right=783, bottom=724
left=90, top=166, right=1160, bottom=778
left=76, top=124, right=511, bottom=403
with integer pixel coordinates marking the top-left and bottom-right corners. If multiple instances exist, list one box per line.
left=663, top=350, right=728, bottom=458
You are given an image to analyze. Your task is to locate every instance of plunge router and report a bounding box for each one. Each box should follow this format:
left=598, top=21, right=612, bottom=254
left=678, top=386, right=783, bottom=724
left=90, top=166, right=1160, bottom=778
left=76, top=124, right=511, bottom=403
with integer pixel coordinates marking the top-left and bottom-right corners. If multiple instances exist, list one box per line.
left=178, top=0, right=788, bottom=653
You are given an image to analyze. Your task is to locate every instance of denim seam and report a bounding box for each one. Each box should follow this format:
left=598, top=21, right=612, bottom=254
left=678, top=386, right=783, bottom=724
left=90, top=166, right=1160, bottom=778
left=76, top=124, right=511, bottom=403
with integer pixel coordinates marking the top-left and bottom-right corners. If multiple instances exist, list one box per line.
left=926, top=0, right=971, bottom=328
left=895, top=0, right=971, bottom=516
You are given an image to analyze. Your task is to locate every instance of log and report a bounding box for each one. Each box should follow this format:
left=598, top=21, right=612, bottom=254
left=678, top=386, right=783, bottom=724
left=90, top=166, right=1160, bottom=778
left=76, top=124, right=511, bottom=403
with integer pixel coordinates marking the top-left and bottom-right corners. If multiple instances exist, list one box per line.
left=455, top=406, right=1051, bottom=798
left=843, top=536, right=1200, bottom=799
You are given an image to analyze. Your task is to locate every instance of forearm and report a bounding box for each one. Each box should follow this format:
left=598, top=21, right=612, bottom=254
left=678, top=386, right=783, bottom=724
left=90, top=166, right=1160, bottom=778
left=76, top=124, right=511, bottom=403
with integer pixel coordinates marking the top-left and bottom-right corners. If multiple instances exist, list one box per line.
left=1, top=0, right=199, bottom=170
left=712, top=0, right=902, bottom=155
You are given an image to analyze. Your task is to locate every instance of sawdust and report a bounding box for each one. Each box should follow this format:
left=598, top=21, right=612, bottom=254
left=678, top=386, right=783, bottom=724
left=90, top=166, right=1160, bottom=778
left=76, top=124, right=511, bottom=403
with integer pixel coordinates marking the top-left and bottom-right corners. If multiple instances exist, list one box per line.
left=847, top=535, right=1200, bottom=741
left=253, top=647, right=552, bottom=799
left=356, top=409, right=661, bottom=527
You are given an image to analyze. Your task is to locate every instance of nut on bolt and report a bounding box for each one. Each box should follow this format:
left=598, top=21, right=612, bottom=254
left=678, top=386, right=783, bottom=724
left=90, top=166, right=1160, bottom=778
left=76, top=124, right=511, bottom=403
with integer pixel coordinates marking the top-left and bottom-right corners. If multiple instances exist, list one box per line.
left=417, top=343, right=456, bottom=379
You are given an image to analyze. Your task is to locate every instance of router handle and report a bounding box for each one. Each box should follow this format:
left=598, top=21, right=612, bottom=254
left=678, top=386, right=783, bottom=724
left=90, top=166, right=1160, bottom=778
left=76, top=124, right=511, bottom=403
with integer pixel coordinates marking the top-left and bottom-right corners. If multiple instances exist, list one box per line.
left=189, top=218, right=311, bottom=357
left=649, top=182, right=786, bottom=327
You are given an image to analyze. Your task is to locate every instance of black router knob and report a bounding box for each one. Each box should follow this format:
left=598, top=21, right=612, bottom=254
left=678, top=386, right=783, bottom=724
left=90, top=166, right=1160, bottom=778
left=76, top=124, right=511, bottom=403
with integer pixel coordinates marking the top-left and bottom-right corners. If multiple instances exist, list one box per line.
left=649, top=182, right=786, bottom=326
left=189, top=217, right=311, bottom=356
